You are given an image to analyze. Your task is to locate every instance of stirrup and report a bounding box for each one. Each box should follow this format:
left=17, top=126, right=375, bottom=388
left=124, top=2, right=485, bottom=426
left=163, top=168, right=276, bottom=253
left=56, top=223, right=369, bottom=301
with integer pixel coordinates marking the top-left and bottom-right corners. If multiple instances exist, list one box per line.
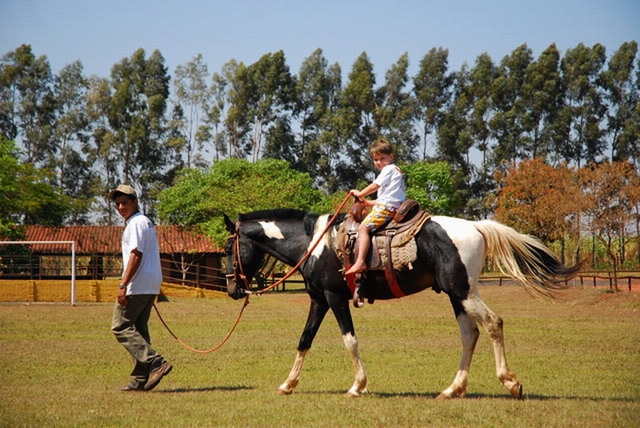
left=353, top=286, right=364, bottom=308
left=353, top=273, right=364, bottom=308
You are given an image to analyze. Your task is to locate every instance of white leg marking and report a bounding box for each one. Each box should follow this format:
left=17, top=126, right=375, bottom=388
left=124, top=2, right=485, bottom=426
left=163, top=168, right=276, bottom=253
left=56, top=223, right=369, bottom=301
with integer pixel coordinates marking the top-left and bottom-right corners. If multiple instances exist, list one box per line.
left=462, top=295, right=521, bottom=397
left=342, top=333, right=368, bottom=396
left=278, top=349, right=308, bottom=394
left=439, top=313, right=479, bottom=399
left=307, top=215, right=330, bottom=259
left=259, top=221, right=285, bottom=239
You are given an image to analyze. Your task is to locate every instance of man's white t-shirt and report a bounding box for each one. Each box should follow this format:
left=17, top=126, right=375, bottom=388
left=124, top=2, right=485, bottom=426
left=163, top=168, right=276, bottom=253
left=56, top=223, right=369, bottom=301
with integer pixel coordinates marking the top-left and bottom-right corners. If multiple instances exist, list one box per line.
left=373, top=164, right=406, bottom=208
left=122, top=212, right=162, bottom=295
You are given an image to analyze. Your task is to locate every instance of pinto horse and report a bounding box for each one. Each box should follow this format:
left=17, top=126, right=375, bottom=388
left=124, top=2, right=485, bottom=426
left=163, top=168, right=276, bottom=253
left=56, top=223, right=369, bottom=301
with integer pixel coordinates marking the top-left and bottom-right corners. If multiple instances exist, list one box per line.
left=223, top=208, right=580, bottom=399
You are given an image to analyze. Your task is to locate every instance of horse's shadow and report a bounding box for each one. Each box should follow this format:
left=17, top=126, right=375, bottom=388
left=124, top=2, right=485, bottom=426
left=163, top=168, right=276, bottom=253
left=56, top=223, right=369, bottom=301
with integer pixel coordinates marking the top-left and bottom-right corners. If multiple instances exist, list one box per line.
left=158, top=385, right=254, bottom=394
left=299, top=390, right=638, bottom=402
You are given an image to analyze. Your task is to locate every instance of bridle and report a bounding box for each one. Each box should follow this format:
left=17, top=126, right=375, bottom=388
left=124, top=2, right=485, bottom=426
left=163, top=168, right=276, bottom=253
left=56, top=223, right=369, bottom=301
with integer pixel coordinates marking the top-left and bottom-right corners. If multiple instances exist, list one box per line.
left=225, top=224, right=253, bottom=293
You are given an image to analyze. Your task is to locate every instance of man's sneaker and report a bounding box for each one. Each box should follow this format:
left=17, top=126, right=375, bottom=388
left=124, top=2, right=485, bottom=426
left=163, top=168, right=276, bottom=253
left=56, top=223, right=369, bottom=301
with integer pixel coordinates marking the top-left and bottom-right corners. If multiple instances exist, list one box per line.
left=119, top=384, right=145, bottom=392
left=144, top=362, right=173, bottom=391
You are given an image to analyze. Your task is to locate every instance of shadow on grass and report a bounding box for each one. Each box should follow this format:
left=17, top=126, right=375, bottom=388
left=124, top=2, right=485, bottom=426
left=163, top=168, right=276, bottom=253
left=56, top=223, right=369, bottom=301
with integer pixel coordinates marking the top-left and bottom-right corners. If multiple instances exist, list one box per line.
left=298, top=390, right=638, bottom=402
left=158, top=385, right=254, bottom=393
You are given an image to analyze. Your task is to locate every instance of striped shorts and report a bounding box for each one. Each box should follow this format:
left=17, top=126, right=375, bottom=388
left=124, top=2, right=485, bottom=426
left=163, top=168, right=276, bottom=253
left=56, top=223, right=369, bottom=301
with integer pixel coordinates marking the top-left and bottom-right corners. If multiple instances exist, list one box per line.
left=362, top=204, right=397, bottom=232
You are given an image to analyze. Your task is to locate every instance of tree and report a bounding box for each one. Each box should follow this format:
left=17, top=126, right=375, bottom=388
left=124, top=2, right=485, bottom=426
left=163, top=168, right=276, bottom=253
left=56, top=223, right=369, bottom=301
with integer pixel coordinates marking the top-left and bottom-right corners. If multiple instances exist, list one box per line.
left=580, top=161, right=640, bottom=290
left=413, top=47, right=453, bottom=160
left=280, top=48, right=342, bottom=186
left=403, top=161, right=460, bottom=215
left=600, top=41, right=639, bottom=163
left=490, top=44, right=533, bottom=167
left=0, top=45, right=56, bottom=165
left=53, top=60, right=96, bottom=223
left=106, top=48, right=171, bottom=217
left=156, top=158, right=330, bottom=244
left=493, top=158, right=580, bottom=262
left=206, top=71, right=228, bottom=161
left=86, top=76, right=119, bottom=224
left=172, top=54, right=211, bottom=168
left=246, top=51, right=295, bottom=162
left=557, top=43, right=607, bottom=166
left=374, top=53, right=420, bottom=162
left=221, top=59, right=252, bottom=158
left=0, top=138, right=71, bottom=236
left=467, top=53, right=497, bottom=219
left=520, top=44, right=563, bottom=159
left=334, top=52, right=378, bottom=190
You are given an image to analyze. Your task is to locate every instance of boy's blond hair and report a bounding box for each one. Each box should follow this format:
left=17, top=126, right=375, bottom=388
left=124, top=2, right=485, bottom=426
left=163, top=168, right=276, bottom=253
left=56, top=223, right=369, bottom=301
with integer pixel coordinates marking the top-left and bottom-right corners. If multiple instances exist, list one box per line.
left=370, top=138, right=394, bottom=156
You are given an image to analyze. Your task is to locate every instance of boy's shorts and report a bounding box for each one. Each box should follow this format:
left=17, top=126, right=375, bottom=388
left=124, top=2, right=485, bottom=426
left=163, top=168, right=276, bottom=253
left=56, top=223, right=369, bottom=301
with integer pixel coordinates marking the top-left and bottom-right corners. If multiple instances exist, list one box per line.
left=362, top=204, right=397, bottom=232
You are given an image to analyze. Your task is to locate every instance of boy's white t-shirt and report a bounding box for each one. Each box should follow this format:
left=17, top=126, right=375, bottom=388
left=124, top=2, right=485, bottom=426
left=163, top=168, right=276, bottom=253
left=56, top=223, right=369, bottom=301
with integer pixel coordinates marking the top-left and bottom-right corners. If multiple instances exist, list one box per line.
left=373, top=163, right=406, bottom=208
left=122, top=212, right=163, bottom=295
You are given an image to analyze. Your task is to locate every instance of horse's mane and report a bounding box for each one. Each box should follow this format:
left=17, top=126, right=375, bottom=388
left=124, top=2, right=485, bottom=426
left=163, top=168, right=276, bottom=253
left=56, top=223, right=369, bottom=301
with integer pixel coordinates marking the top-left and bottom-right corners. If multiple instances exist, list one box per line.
left=238, top=208, right=308, bottom=222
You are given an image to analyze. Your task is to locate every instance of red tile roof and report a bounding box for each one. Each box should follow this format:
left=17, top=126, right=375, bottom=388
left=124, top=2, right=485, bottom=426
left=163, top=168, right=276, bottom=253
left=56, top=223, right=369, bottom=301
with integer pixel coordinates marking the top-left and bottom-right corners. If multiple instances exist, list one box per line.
left=2, top=225, right=223, bottom=254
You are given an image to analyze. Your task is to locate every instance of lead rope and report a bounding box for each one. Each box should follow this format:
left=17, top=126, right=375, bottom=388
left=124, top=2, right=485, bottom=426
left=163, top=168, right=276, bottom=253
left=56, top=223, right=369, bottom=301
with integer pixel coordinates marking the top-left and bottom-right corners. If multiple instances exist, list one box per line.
left=152, top=296, right=249, bottom=354
left=153, top=193, right=354, bottom=353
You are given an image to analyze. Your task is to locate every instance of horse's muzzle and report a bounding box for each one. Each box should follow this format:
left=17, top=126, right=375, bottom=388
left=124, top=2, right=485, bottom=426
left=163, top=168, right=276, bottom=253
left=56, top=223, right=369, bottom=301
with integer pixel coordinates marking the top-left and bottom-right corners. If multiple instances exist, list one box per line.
left=225, top=277, right=245, bottom=300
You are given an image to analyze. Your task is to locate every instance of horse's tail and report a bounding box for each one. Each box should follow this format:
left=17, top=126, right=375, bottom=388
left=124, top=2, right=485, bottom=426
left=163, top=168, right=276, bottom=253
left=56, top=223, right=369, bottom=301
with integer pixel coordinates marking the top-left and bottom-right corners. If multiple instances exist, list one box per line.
left=473, top=220, right=582, bottom=297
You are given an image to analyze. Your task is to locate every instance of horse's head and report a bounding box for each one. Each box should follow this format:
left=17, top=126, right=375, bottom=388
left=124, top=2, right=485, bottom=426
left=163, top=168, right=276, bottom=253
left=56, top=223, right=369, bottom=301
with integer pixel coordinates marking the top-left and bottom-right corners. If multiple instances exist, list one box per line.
left=223, top=213, right=264, bottom=300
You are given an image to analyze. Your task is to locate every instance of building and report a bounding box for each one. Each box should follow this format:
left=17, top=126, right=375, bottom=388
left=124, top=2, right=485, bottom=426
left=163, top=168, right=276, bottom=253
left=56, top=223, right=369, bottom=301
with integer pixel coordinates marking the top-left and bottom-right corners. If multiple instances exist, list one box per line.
left=0, top=225, right=225, bottom=290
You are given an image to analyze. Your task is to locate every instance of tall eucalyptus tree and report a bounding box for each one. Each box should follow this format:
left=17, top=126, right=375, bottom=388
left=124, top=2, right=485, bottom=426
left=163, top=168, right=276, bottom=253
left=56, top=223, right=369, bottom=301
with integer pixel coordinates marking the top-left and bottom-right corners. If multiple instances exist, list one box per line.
left=374, top=52, right=420, bottom=162
left=413, top=47, right=453, bottom=160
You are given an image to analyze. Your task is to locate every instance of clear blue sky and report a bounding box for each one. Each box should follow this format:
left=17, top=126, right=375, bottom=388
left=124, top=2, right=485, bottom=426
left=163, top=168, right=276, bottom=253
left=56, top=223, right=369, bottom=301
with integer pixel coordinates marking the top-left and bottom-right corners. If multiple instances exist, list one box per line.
left=2, top=0, right=639, bottom=81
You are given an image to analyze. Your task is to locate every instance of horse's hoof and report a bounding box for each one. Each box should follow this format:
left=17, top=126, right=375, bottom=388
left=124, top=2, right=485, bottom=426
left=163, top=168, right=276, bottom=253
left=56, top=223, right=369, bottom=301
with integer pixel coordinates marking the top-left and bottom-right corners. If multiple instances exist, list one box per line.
left=344, top=391, right=361, bottom=398
left=277, top=388, right=292, bottom=395
left=510, top=383, right=523, bottom=399
left=435, top=393, right=451, bottom=400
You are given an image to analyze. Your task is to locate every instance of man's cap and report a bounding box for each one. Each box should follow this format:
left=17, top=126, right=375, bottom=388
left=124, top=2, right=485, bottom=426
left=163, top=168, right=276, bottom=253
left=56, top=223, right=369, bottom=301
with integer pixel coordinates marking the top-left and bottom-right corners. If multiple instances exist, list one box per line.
left=109, top=184, right=137, bottom=201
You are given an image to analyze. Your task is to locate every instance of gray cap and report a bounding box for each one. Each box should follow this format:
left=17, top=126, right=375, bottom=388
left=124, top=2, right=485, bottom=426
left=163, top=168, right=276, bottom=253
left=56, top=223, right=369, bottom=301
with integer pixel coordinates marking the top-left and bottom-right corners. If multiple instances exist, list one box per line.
left=108, top=184, right=137, bottom=201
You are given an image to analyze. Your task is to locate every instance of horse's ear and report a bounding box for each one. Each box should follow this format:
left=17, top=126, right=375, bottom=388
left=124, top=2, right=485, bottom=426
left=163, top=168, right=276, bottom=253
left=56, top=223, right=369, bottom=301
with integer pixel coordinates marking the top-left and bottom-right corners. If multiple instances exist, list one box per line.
left=223, top=213, right=235, bottom=233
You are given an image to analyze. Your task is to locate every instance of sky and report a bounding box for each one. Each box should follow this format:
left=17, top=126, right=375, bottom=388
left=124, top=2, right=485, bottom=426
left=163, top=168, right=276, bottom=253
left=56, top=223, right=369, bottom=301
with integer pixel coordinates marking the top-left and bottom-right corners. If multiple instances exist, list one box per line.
left=2, top=0, right=639, bottom=82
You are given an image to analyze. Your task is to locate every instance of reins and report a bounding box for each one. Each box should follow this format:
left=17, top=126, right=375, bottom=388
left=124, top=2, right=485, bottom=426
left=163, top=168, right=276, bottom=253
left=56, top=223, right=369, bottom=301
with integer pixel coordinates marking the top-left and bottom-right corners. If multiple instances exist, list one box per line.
left=153, top=193, right=355, bottom=354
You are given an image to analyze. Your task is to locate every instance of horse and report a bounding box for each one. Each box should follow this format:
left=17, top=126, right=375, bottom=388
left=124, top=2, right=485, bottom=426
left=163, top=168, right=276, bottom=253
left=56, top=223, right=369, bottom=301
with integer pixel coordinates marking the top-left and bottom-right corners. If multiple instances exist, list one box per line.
left=223, top=208, right=580, bottom=399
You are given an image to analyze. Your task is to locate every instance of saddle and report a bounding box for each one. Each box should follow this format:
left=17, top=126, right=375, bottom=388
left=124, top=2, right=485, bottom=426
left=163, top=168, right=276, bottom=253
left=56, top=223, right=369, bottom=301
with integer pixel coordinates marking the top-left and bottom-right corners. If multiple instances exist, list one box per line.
left=334, top=200, right=431, bottom=307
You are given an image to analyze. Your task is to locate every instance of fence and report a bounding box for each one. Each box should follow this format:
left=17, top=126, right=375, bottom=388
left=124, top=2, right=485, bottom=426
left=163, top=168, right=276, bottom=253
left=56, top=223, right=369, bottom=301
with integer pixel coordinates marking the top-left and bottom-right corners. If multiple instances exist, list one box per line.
left=0, top=253, right=227, bottom=292
left=479, top=270, right=640, bottom=291
left=1, top=253, right=637, bottom=293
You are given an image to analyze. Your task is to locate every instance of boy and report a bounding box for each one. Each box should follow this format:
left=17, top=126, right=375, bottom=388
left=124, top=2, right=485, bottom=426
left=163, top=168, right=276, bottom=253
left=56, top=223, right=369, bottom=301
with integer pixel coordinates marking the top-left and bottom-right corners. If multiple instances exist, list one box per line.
left=345, top=139, right=406, bottom=275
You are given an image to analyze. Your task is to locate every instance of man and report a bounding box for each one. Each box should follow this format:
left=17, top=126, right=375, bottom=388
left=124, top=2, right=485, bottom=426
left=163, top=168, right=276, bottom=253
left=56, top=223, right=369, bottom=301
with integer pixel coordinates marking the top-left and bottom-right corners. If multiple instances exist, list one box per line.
left=109, top=184, right=172, bottom=392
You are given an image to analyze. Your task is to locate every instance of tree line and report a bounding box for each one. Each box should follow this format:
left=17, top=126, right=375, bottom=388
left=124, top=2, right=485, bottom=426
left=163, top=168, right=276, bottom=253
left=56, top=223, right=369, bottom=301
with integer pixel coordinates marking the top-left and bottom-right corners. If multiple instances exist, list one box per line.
left=1, top=41, right=638, bottom=226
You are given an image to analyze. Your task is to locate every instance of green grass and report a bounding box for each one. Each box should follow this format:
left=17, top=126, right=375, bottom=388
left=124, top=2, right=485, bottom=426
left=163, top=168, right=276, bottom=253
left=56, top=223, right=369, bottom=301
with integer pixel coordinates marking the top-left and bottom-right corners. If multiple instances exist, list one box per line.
left=1, top=286, right=639, bottom=427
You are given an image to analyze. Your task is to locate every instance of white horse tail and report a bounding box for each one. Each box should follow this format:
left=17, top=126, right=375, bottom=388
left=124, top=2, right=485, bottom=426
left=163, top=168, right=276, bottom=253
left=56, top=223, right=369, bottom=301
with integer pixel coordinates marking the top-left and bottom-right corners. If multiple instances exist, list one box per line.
left=473, top=220, right=581, bottom=297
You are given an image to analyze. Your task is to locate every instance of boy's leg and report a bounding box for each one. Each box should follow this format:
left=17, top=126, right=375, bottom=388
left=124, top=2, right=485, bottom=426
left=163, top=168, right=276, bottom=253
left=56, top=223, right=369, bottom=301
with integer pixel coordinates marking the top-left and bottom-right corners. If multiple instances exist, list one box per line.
left=346, top=224, right=371, bottom=274
left=345, top=204, right=396, bottom=275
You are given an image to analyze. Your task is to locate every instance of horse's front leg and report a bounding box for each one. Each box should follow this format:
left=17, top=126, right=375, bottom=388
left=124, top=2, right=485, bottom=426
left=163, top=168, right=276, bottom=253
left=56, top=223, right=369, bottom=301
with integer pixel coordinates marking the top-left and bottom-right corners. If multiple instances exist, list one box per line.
left=325, top=290, right=368, bottom=397
left=278, top=297, right=329, bottom=395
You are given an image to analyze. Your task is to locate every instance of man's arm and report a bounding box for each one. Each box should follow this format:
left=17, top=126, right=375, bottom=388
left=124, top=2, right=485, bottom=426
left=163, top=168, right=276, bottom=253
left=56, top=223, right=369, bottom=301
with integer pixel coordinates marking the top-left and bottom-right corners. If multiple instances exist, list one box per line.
left=117, top=248, right=143, bottom=306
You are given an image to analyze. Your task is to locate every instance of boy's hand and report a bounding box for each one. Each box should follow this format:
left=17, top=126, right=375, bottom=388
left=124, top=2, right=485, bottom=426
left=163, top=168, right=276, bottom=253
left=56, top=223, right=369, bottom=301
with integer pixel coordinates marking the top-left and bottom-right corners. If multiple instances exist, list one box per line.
left=350, top=189, right=363, bottom=199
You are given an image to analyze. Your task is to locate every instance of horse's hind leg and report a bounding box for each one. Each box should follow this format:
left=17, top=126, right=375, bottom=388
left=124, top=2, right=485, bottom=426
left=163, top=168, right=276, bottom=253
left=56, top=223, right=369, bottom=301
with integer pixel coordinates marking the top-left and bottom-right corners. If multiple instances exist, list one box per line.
left=437, top=298, right=480, bottom=399
left=278, top=297, right=329, bottom=395
left=462, top=293, right=523, bottom=399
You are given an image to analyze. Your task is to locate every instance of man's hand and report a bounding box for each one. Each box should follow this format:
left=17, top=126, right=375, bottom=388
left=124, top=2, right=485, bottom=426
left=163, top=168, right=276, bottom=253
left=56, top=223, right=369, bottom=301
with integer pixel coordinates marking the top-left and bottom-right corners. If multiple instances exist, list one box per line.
left=117, top=287, right=128, bottom=306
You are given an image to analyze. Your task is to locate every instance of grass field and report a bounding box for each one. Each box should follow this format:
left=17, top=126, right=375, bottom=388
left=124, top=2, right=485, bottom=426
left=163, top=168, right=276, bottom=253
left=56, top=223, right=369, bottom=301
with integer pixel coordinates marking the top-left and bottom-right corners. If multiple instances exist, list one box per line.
left=1, top=285, right=639, bottom=427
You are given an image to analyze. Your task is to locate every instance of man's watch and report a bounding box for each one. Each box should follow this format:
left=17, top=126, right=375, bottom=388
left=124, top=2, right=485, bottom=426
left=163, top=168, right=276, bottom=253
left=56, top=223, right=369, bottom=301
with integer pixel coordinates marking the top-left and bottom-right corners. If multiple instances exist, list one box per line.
left=119, top=283, right=127, bottom=289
